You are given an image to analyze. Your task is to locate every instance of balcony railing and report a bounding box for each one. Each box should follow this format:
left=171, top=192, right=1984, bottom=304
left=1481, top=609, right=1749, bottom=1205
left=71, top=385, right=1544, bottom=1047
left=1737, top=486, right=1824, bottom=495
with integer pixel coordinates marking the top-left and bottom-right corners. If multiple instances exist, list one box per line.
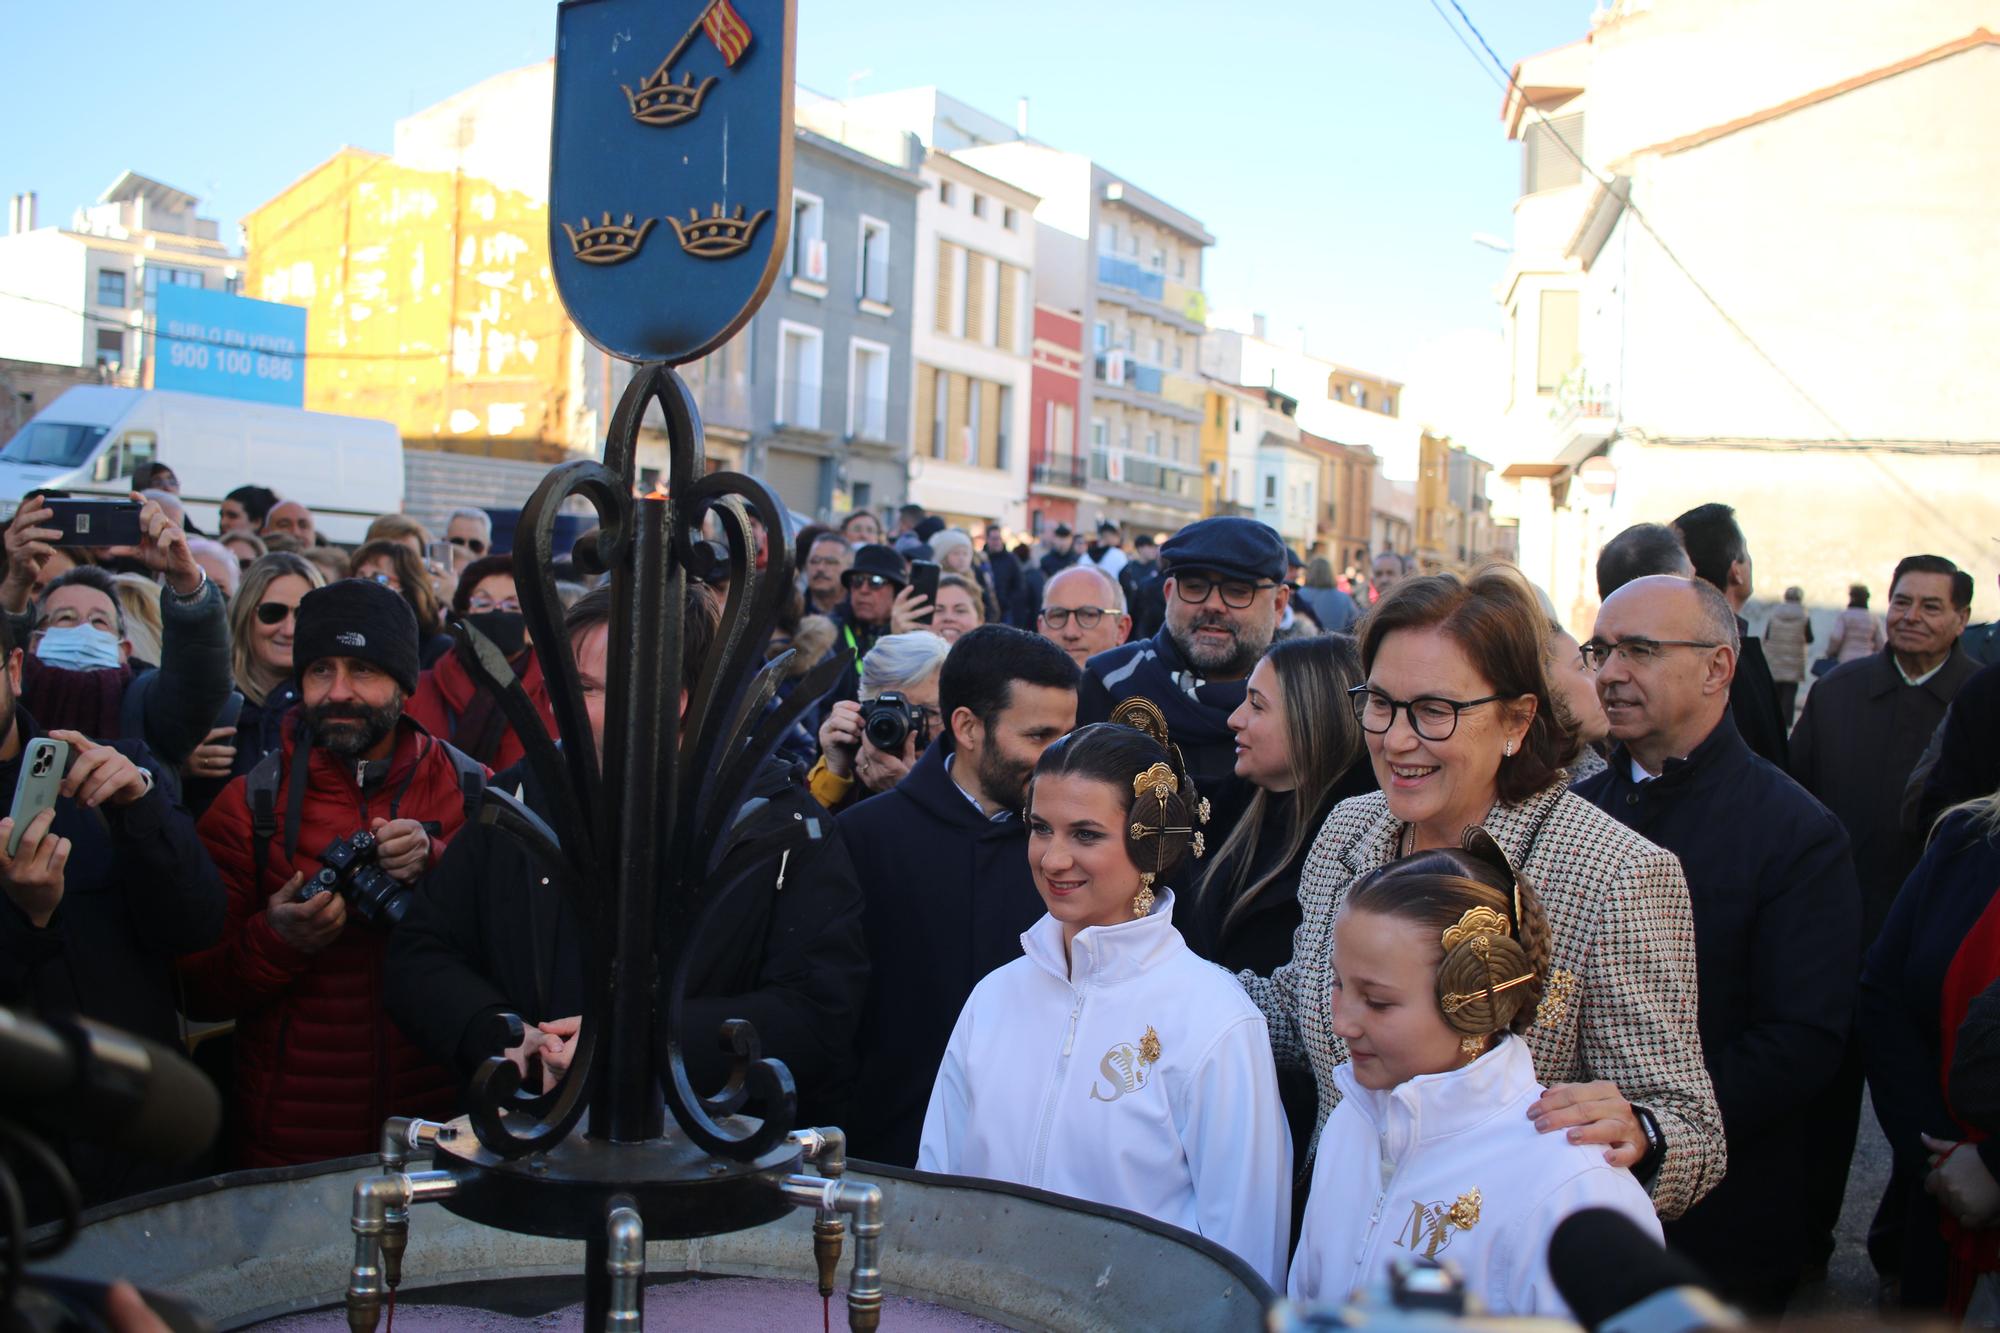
left=1091, top=449, right=1199, bottom=499
left=1033, top=454, right=1089, bottom=489
left=1094, top=353, right=1164, bottom=396
left=1096, top=253, right=1165, bottom=302
left=848, top=393, right=889, bottom=443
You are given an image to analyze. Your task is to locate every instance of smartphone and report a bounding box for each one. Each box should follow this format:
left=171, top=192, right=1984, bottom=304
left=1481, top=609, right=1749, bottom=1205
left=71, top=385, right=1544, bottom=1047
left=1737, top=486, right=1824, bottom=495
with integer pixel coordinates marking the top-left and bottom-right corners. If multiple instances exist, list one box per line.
left=427, top=539, right=455, bottom=569
left=909, top=560, right=941, bottom=622
left=8, top=737, right=71, bottom=857
left=42, top=497, right=143, bottom=547
left=215, top=691, right=245, bottom=732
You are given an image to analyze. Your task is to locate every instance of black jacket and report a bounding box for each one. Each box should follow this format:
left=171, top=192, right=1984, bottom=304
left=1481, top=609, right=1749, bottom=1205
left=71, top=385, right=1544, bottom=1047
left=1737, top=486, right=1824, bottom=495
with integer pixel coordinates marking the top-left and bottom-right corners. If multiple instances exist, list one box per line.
left=1577, top=711, right=1859, bottom=1311
left=1121, top=559, right=1166, bottom=641
left=1039, top=548, right=1080, bottom=579
left=822, top=601, right=889, bottom=712
left=0, top=710, right=225, bottom=1209
left=837, top=743, right=1043, bottom=1166
left=382, top=756, right=868, bottom=1125
left=1915, top=661, right=2000, bottom=832
left=186, top=680, right=302, bottom=818
left=983, top=550, right=1023, bottom=624
left=1791, top=646, right=1982, bottom=939
left=1730, top=626, right=1789, bottom=769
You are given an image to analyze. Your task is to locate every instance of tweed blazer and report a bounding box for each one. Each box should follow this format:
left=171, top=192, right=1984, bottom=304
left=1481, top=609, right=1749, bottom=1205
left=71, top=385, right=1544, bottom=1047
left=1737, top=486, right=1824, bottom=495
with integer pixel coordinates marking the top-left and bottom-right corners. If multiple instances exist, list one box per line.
left=1242, top=780, right=1725, bottom=1220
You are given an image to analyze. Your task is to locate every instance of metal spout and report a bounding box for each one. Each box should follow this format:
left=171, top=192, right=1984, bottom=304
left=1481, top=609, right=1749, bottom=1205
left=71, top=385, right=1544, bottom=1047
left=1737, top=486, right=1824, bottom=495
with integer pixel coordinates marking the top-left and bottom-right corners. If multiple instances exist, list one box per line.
left=377, top=1116, right=453, bottom=1173
left=348, top=1169, right=459, bottom=1328
left=780, top=1174, right=884, bottom=1333
left=812, top=1216, right=844, bottom=1299
left=606, top=1197, right=645, bottom=1328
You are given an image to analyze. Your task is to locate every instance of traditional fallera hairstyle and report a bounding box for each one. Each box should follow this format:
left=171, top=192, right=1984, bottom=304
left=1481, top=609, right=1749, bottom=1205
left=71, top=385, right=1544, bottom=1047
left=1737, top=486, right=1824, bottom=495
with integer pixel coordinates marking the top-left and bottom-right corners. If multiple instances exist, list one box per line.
left=1359, top=565, right=1576, bottom=805
left=1347, top=828, right=1556, bottom=1045
left=1031, top=720, right=1207, bottom=916
left=1197, top=635, right=1362, bottom=928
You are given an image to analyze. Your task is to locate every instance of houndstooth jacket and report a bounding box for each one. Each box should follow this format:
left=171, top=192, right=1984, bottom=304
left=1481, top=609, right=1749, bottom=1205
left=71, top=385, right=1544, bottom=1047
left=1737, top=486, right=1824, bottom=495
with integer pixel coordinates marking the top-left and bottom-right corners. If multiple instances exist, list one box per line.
left=1241, top=780, right=1725, bottom=1221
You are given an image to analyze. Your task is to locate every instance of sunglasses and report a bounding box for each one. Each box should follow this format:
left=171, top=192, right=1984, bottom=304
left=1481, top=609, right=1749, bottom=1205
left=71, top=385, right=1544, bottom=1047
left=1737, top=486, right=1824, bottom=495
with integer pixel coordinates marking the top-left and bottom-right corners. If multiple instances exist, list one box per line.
left=255, top=601, right=299, bottom=626
left=449, top=535, right=489, bottom=556
left=843, top=573, right=899, bottom=590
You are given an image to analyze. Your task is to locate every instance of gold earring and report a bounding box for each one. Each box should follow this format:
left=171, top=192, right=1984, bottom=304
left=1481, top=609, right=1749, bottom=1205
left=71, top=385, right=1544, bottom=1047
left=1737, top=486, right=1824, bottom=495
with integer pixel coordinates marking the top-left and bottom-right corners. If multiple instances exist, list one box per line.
left=1460, top=1033, right=1485, bottom=1057
left=1133, top=873, right=1156, bottom=918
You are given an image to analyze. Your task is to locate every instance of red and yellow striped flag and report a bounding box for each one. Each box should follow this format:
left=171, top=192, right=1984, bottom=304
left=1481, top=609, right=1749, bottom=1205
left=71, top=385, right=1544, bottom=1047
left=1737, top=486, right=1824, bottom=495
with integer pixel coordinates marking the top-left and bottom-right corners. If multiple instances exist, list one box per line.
left=701, top=0, right=755, bottom=66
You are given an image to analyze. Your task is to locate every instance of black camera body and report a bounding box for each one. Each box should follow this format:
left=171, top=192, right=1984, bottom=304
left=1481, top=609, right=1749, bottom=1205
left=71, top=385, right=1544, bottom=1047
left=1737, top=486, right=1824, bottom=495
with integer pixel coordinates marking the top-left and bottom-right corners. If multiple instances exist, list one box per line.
left=862, top=690, right=929, bottom=754
left=298, top=829, right=413, bottom=928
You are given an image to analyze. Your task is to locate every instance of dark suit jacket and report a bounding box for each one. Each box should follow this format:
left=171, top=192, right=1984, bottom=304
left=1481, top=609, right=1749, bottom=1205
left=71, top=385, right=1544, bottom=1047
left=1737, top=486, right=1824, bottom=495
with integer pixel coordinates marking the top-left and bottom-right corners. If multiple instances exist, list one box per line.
left=1731, top=626, right=1789, bottom=768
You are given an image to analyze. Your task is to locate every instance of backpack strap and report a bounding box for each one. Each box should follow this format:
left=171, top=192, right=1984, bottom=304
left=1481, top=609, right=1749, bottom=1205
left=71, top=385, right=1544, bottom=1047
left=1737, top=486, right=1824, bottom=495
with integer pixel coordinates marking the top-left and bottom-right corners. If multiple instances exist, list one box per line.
left=245, top=747, right=284, bottom=899
left=437, top=740, right=488, bottom=823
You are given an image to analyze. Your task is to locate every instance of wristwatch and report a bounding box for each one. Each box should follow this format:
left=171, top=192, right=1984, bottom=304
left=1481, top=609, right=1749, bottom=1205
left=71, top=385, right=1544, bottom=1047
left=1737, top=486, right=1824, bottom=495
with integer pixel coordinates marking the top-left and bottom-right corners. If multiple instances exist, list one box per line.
left=1633, top=1104, right=1667, bottom=1177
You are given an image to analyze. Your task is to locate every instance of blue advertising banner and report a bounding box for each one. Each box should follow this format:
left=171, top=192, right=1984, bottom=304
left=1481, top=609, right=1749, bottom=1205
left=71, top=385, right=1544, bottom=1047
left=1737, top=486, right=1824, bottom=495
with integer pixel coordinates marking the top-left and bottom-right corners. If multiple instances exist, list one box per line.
left=152, top=286, right=308, bottom=406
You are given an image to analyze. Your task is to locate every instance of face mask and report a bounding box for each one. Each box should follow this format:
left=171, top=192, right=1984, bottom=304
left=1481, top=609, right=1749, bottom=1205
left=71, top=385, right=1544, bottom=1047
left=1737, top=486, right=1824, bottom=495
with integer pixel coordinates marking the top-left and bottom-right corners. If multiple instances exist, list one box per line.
left=461, top=610, right=527, bottom=658
left=36, top=624, right=125, bottom=672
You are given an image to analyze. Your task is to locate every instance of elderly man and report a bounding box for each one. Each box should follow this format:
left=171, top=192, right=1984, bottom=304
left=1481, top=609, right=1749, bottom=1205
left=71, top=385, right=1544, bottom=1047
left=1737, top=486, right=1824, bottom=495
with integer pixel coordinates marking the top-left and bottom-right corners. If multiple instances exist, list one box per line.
left=1790, top=552, right=1979, bottom=1280
left=1076, top=515, right=1290, bottom=840
left=1575, top=576, right=1859, bottom=1313
left=803, top=531, right=853, bottom=617
left=1037, top=564, right=1130, bottom=669
left=262, top=499, right=317, bottom=549
left=1368, top=550, right=1406, bottom=604
left=444, top=507, right=492, bottom=558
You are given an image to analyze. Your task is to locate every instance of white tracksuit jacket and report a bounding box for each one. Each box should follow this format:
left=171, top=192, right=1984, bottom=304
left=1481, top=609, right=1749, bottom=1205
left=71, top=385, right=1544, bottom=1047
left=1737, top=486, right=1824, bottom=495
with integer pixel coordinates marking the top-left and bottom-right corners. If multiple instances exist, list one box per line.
left=1290, top=1035, right=1662, bottom=1316
left=918, top=891, right=1292, bottom=1287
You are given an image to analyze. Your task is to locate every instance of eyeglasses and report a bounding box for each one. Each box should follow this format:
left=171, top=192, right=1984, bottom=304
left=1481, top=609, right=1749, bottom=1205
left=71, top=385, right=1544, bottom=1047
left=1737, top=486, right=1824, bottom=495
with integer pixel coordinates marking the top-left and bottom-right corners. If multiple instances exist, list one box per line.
left=363, top=571, right=401, bottom=591
left=844, top=573, right=897, bottom=591
left=1041, top=606, right=1110, bottom=629
left=1349, top=685, right=1505, bottom=741
left=1173, top=574, right=1275, bottom=609
left=255, top=601, right=299, bottom=627
left=449, top=535, right=489, bottom=556
left=468, top=595, right=521, bottom=613
left=1577, top=638, right=1724, bottom=670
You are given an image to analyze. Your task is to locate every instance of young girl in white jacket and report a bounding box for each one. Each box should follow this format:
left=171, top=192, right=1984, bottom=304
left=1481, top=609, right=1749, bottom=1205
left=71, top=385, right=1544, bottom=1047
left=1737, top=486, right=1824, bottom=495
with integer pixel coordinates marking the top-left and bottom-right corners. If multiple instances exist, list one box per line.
left=1290, top=830, right=1662, bottom=1315
left=919, top=722, right=1292, bottom=1287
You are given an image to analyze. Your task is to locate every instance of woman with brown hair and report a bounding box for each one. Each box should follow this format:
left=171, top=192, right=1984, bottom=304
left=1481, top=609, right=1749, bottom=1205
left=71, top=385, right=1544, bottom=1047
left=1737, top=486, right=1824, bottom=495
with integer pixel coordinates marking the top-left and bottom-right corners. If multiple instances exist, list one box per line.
left=349, top=538, right=452, bottom=666
left=1242, top=567, right=1723, bottom=1219
left=1289, top=832, right=1661, bottom=1311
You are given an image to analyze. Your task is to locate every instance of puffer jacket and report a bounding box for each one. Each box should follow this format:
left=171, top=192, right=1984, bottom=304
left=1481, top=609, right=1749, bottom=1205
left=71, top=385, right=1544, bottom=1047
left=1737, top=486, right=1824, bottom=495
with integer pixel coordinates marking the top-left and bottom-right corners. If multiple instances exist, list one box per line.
left=406, top=645, right=558, bottom=771
left=177, top=717, right=481, bottom=1167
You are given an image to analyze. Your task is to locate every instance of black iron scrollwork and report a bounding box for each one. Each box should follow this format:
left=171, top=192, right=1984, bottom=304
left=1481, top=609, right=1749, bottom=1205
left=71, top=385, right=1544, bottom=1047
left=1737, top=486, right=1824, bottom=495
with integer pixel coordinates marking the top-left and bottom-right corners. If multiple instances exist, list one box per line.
left=452, top=361, right=849, bottom=1163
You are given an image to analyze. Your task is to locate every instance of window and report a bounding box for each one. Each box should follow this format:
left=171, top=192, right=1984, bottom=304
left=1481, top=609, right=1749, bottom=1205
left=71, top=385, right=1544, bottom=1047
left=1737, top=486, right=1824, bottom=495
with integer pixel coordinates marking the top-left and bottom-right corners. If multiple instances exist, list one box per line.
left=143, top=264, right=204, bottom=296
left=996, top=384, right=1013, bottom=469
left=777, top=321, right=824, bottom=430
left=1101, top=222, right=1119, bottom=255
left=1003, top=206, right=1019, bottom=231
left=1265, top=475, right=1277, bottom=502
left=965, top=378, right=983, bottom=466
left=1382, top=396, right=1395, bottom=416
left=972, top=193, right=988, bottom=220
left=1150, top=337, right=1163, bottom=364
left=95, top=329, right=123, bottom=368
left=1091, top=418, right=1107, bottom=450
left=789, top=191, right=826, bottom=285
left=1144, top=430, right=1158, bottom=457
left=1150, top=248, right=1164, bottom=272
left=1356, top=389, right=1368, bottom=410
left=96, top=270, right=126, bottom=308
left=856, top=216, right=891, bottom=306
left=847, top=338, right=890, bottom=441
left=932, top=368, right=948, bottom=458
left=1537, top=289, right=1580, bottom=392
left=224, top=273, right=242, bottom=296
left=1093, top=321, right=1110, bottom=353
left=1176, top=256, right=1186, bottom=279
left=1522, top=112, right=1586, bottom=196
left=851, top=480, right=873, bottom=511
left=939, top=181, right=956, bottom=207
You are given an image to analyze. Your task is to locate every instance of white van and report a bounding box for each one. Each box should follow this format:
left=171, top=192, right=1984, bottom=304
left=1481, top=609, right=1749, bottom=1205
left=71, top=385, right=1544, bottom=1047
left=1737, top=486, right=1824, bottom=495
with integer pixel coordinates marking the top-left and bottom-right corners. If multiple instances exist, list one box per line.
left=0, top=387, right=404, bottom=543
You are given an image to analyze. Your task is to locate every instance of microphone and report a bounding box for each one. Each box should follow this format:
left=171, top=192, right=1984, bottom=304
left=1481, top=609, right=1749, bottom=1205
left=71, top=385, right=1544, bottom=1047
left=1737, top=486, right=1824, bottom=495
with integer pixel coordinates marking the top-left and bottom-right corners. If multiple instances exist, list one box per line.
left=1550, top=1208, right=1743, bottom=1333
left=0, top=1005, right=220, bottom=1163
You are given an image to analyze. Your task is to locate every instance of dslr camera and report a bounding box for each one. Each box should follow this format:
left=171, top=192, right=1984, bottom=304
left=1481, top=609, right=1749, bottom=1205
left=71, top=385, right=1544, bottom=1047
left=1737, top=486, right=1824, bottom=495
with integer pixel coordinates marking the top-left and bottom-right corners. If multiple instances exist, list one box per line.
left=862, top=691, right=930, bottom=754
left=298, top=829, right=414, bottom=928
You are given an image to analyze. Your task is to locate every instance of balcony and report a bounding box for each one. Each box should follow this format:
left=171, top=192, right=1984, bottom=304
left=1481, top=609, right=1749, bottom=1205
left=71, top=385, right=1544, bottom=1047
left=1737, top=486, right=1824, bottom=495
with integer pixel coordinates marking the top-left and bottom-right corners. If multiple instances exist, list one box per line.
left=1548, top=370, right=1617, bottom=465
left=1033, top=453, right=1090, bottom=490
left=1096, top=253, right=1164, bottom=302
left=1094, top=352, right=1163, bottom=396
left=1091, top=449, right=1200, bottom=500
left=847, top=393, right=889, bottom=444
left=688, top=374, right=752, bottom=435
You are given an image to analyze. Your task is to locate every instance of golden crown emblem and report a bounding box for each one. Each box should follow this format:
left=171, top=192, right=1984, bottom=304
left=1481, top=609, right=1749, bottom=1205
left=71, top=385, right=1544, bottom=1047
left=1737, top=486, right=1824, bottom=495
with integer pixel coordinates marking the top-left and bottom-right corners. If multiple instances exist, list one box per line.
left=622, top=69, right=718, bottom=127
left=668, top=204, right=772, bottom=260
left=561, top=212, right=658, bottom=266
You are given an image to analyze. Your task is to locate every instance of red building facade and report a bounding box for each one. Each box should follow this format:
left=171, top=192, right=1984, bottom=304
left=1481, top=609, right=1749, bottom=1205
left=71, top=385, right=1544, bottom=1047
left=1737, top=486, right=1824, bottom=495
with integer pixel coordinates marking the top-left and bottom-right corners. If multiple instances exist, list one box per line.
left=1027, top=303, right=1084, bottom=535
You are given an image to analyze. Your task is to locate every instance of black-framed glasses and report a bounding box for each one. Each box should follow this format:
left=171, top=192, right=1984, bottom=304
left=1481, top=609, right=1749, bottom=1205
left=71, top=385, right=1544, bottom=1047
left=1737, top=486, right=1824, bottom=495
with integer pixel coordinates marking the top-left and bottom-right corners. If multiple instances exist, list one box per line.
left=1041, top=605, right=1109, bottom=629
left=1349, top=685, right=1505, bottom=741
left=255, top=601, right=298, bottom=626
left=1577, top=638, right=1723, bottom=670
left=1173, top=574, right=1276, bottom=609
left=449, top=535, right=489, bottom=556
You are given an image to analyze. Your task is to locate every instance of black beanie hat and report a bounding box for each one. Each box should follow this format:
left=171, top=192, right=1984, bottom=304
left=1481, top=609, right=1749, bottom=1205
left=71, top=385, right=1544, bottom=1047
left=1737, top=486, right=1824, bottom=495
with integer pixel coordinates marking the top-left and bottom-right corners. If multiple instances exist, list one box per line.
left=293, top=578, right=422, bottom=695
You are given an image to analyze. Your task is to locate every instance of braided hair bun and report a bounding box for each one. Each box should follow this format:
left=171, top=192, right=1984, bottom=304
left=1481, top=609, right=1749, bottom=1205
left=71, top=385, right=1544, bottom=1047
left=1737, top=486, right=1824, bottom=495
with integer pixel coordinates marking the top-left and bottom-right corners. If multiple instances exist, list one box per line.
left=1033, top=721, right=1203, bottom=883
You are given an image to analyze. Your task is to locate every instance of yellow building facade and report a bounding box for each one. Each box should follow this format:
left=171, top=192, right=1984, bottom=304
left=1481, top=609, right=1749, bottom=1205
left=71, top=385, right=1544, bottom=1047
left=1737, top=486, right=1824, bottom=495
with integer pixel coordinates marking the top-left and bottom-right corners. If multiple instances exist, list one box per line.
left=242, top=148, right=578, bottom=460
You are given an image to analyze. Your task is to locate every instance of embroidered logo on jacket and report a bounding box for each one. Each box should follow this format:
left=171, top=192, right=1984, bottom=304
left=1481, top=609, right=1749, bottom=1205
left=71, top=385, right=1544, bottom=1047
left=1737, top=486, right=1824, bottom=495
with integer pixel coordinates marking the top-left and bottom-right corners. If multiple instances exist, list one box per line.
left=1394, top=1188, right=1483, bottom=1258
left=1089, top=1026, right=1162, bottom=1103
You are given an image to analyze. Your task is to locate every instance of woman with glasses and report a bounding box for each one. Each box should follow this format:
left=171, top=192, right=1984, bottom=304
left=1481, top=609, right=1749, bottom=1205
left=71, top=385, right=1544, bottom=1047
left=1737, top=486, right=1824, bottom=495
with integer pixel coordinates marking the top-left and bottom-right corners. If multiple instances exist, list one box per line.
left=406, top=554, right=557, bottom=770
left=183, top=552, right=325, bottom=815
left=1241, top=568, right=1724, bottom=1221
left=349, top=539, right=452, bottom=667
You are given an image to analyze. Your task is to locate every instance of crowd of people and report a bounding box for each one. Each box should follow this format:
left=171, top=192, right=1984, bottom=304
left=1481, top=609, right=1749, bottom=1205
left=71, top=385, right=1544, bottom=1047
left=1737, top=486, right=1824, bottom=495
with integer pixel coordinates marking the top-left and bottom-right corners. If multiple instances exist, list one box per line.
left=5, top=472, right=2000, bottom=1320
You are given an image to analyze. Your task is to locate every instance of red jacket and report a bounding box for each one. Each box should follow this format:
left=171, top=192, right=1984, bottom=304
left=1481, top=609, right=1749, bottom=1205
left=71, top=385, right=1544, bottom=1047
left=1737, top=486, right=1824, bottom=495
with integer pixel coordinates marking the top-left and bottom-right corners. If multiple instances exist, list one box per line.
left=406, top=647, right=558, bottom=771
left=178, top=719, right=484, bottom=1168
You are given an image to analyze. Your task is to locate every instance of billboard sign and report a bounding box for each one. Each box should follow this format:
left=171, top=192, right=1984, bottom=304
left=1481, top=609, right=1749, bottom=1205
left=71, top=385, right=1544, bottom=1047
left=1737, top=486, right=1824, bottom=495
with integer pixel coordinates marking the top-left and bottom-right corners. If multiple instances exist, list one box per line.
left=152, top=285, right=308, bottom=407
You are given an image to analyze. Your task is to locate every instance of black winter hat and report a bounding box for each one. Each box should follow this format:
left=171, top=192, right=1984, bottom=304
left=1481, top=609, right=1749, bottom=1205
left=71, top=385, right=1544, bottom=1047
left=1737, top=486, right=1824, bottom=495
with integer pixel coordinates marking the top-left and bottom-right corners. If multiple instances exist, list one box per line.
left=293, top=578, right=422, bottom=695
left=843, top=543, right=910, bottom=590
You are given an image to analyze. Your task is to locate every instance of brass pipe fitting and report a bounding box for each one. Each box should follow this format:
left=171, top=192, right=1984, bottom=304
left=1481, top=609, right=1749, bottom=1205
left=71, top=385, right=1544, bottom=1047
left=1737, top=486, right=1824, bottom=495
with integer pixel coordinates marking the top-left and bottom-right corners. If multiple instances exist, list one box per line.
left=778, top=1174, right=884, bottom=1333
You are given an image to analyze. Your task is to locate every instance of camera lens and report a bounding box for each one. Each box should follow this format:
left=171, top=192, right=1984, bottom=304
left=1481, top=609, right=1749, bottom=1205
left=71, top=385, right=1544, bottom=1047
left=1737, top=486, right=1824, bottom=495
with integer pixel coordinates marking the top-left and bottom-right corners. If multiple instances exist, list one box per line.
left=863, top=706, right=912, bottom=752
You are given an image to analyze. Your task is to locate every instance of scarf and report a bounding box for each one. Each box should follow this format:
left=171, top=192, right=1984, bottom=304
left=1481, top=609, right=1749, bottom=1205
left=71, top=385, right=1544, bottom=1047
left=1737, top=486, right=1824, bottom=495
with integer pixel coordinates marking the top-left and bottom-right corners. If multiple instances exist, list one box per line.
left=20, top=655, right=134, bottom=745
left=1096, top=628, right=1245, bottom=754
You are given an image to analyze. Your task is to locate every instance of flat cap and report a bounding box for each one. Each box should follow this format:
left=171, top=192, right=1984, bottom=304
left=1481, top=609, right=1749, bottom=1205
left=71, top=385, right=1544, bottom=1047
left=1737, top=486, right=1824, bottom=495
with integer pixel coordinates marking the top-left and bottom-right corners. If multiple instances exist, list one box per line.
left=1160, top=516, right=1288, bottom=584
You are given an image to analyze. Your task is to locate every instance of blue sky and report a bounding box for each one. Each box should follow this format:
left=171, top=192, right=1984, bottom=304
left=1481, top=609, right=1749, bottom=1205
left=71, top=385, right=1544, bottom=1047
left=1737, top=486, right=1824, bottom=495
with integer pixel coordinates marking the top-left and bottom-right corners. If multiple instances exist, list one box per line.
left=6, top=0, right=1588, bottom=374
